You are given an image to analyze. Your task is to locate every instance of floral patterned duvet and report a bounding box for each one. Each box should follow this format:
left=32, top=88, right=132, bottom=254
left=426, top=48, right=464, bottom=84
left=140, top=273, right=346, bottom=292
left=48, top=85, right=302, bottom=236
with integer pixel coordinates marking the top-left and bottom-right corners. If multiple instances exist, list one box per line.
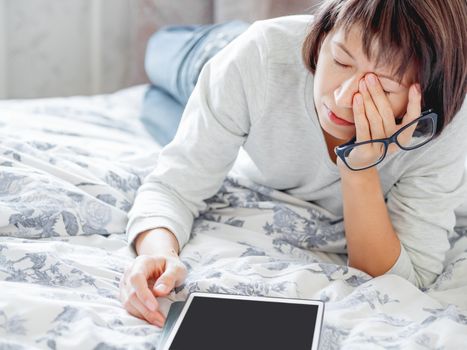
left=0, top=85, right=466, bottom=349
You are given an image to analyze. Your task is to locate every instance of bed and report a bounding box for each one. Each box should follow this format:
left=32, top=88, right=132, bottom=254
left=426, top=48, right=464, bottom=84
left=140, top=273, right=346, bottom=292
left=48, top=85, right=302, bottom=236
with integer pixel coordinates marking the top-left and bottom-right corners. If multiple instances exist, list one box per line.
left=1, top=84, right=467, bottom=349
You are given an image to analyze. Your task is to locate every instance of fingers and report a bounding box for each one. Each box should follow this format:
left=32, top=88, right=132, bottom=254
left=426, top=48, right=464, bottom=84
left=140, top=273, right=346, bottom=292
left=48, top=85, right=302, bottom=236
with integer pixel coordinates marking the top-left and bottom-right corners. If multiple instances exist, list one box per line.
left=353, top=93, right=371, bottom=143
left=119, top=255, right=170, bottom=327
left=351, top=74, right=422, bottom=159
left=128, top=290, right=166, bottom=327
left=359, top=79, right=386, bottom=140
left=120, top=283, right=166, bottom=328
left=394, top=84, right=422, bottom=149
left=131, top=256, right=165, bottom=310
left=364, top=74, right=396, bottom=136
left=401, top=84, right=422, bottom=127
left=153, top=258, right=188, bottom=297
left=119, top=255, right=189, bottom=328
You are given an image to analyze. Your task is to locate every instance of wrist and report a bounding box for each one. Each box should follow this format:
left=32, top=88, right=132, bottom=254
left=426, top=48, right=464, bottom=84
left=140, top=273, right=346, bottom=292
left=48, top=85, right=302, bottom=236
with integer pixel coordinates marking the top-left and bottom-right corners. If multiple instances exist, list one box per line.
left=135, top=228, right=180, bottom=257
left=338, top=158, right=380, bottom=184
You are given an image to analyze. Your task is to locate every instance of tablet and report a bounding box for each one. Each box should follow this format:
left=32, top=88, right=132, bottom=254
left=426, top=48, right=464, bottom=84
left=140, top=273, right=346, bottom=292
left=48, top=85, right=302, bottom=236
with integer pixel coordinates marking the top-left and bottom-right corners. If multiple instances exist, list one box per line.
left=159, top=292, right=325, bottom=350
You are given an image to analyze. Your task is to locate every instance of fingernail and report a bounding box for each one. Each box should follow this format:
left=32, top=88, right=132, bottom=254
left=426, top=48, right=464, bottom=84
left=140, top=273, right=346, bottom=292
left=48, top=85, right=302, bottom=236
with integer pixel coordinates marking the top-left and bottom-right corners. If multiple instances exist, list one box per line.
left=155, top=284, right=167, bottom=293
left=152, top=313, right=165, bottom=327
left=156, top=315, right=166, bottom=327
left=415, top=84, right=421, bottom=94
left=146, top=300, right=156, bottom=312
left=367, top=74, right=376, bottom=86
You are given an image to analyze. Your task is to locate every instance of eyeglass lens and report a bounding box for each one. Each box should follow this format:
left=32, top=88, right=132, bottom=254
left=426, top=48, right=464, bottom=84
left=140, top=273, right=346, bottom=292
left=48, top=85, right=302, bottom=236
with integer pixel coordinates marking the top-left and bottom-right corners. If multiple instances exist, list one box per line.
left=344, top=116, right=435, bottom=170
left=344, top=141, right=386, bottom=170
left=396, top=115, right=435, bottom=150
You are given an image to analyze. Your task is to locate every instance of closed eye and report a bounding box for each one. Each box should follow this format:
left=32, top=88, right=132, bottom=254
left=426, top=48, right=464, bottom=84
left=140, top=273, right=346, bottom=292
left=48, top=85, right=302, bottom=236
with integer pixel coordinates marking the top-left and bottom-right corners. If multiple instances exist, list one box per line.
left=333, top=58, right=392, bottom=95
left=333, top=58, right=350, bottom=69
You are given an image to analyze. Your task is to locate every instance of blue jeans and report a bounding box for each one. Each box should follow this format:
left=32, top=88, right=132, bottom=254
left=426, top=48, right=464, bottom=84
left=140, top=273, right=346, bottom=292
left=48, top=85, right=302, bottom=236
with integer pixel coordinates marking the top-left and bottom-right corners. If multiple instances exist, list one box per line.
left=141, top=21, right=249, bottom=146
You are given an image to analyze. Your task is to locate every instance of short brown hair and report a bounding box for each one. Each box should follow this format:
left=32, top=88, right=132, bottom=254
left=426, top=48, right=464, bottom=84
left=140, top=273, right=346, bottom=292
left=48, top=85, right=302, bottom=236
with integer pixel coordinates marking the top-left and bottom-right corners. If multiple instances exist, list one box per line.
left=302, top=0, right=467, bottom=135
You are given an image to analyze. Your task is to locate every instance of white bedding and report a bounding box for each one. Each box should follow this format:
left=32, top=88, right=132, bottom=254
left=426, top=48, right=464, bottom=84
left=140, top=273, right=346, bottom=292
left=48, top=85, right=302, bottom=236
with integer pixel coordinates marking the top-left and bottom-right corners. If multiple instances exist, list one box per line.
left=0, top=85, right=466, bottom=349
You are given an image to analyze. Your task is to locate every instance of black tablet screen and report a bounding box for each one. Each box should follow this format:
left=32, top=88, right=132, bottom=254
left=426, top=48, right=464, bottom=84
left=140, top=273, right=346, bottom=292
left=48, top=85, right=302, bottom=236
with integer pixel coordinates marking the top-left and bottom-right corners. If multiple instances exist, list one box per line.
left=169, top=296, right=319, bottom=350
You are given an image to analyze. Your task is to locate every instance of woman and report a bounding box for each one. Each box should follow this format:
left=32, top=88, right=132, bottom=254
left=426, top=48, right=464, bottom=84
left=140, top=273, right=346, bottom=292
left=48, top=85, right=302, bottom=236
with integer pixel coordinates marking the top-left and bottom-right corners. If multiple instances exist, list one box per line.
left=120, top=0, right=467, bottom=327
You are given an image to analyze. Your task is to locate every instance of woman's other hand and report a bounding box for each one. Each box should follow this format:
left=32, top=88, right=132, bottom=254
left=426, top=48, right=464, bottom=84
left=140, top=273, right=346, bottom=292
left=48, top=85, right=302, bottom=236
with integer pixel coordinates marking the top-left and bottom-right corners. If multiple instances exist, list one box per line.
left=119, top=228, right=186, bottom=327
left=119, top=253, right=187, bottom=328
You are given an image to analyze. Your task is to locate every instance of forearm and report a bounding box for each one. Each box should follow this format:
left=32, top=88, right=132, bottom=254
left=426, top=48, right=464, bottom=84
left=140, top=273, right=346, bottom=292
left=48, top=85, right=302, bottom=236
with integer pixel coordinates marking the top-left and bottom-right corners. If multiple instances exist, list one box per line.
left=340, top=167, right=401, bottom=277
left=135, top=228, right=180, bottom=257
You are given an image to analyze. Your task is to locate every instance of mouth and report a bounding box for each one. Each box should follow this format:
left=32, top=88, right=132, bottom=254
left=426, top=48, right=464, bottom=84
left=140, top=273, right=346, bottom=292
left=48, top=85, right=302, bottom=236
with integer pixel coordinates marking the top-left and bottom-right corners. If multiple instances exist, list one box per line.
left=324, top=105, right=354, bottom=126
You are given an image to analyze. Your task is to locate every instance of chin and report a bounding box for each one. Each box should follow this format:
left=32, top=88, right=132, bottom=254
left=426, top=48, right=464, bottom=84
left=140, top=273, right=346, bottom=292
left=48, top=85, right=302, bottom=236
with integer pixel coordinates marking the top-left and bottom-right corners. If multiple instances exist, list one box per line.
left=325, top=127, right=352, bottom=142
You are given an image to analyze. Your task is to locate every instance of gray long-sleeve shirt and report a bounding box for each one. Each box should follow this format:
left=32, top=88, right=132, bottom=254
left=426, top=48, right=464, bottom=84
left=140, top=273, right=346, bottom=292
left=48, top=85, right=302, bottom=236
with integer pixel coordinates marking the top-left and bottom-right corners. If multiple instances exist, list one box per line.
left=126, top=15, right=467, bottom=289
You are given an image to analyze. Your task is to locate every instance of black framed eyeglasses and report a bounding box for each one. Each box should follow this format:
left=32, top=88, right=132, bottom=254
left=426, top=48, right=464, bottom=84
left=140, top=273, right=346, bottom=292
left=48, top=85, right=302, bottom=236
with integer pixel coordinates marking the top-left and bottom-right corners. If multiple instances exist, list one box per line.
left=334, top=109, right=438, bottom=171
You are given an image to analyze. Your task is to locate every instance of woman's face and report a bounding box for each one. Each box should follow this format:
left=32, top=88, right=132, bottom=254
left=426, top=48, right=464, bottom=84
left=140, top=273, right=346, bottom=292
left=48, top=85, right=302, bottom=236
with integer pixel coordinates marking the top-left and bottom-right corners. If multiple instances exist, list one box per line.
left=313, top=24, right=415, bottom=145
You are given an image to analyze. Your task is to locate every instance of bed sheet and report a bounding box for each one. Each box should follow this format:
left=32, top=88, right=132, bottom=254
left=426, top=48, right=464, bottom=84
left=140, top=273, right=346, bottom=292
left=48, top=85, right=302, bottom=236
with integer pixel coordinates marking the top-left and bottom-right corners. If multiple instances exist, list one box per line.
left=0, top=86, right=467, bottom=349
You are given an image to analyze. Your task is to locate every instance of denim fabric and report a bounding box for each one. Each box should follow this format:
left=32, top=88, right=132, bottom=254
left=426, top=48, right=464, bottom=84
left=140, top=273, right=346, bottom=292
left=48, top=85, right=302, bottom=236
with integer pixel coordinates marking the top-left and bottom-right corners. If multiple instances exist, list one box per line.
left=141, top=21, right=250, bottom=146
left=140, top=87, right=185, bottom=147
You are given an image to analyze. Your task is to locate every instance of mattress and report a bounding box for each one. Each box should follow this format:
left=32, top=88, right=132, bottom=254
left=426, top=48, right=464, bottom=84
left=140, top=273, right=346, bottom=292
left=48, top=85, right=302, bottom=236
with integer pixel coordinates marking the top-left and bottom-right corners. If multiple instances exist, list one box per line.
left=0, top=85, right=466, bottom=349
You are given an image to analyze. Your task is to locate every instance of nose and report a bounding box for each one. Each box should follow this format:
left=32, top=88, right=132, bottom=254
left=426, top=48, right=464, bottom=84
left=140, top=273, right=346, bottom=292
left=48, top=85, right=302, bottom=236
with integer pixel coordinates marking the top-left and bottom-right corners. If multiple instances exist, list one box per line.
left=334, top=75, right=360, bottom=109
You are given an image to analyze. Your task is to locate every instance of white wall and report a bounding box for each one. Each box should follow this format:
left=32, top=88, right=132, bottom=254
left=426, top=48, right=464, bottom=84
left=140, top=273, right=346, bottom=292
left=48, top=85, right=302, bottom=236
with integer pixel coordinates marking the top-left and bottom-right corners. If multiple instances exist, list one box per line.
left=0, top=0, right=317, bottom=99
left=0, top=0, right=214, bottom=99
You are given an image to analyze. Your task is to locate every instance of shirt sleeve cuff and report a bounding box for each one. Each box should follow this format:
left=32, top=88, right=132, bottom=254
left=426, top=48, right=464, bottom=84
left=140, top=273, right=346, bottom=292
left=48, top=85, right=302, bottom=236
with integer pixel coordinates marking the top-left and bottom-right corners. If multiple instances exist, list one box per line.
left=383, top=242, right=417, bottom=285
